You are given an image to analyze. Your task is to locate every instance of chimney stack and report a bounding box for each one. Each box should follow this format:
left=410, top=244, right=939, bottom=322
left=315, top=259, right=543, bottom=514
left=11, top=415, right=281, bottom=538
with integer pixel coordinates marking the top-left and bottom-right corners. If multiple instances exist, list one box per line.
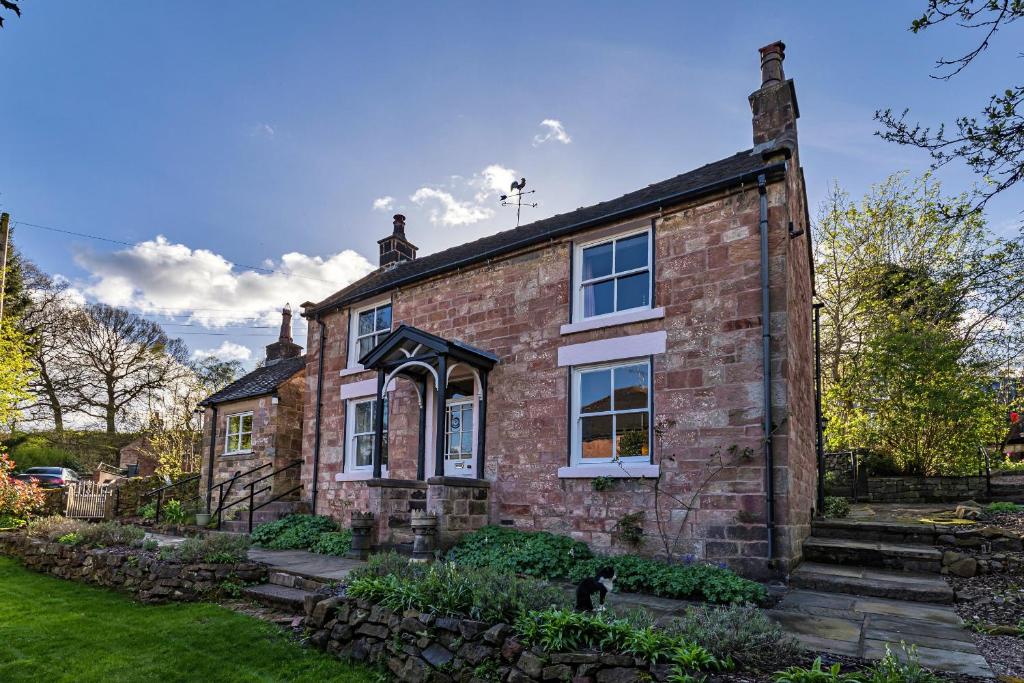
left=265, top=303, right=303, bottom=365
left=378, top=214, right=418, bottom=268
left=749, top=40, right=799, bottom=152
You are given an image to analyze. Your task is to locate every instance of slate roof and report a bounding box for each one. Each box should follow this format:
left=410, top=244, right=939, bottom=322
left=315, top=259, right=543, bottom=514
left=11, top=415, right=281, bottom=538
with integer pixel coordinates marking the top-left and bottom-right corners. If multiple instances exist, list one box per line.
left=307, top=148, right=782, bottom=315
left=199, top=355, right=306, bottom=406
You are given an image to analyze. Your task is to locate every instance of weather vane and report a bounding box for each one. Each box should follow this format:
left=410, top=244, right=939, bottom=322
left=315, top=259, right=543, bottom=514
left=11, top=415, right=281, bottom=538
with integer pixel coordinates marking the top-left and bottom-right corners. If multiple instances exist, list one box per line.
left=499, top=177, right=538, bottom=227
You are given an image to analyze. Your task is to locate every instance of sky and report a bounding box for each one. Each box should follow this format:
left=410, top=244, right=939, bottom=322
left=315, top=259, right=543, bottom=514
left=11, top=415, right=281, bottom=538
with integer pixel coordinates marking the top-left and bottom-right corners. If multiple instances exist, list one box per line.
left=1, top=1, right=1021, bottom=368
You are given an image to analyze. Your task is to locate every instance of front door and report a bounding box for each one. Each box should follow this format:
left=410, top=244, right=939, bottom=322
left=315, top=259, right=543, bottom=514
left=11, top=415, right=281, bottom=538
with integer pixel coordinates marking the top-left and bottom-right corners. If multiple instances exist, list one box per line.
left=444, top=399, right=474, bottom=477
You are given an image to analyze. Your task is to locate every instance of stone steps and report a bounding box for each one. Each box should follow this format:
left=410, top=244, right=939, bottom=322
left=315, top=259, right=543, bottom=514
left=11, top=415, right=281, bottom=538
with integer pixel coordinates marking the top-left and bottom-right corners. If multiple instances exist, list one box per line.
left=790, top=562, right=954, bottom=604
left=802, top=536, right=943, bottom=573
left=242, top=583, right=316, bottom=612
left=269, top=570, right=329, bottom=593
left=811, top=519, right=939, bottom=545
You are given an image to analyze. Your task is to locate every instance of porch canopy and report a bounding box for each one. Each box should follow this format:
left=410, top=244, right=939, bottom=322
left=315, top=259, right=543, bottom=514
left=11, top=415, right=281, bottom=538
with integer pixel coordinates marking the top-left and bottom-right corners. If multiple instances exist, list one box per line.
left=359, top=324, right=498, bottom=480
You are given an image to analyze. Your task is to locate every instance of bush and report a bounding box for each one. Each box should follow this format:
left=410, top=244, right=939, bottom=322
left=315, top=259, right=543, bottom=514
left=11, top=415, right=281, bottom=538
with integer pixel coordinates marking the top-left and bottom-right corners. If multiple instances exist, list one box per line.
left=309, top=530, right=352, bottom=556
left=346, top=559, right=569, bottom=623
left=0, top=514, right=26, bottom=530
left=138, top=501, right=157, bottom=520
left=58, top=532, right=80, bottom=545
left=448, top=525, right=593, bottom=579
left=25, top=515, right=86, bottom=540
left=5, top=434, right=81, bottom=472
left=668, top=604, right=798, bottom=670
left=250, top=514, right=338, bottom=550
left=823, top=496, right=850, bottom=519
left=0, top=450, right=45, bottom=521
left=161, top=499, right=188, bottom=525
left=569, top=554, right=767, bottom=605
left=75, top=521, right=146, bottom=548
left=350, top=551, right=422, bottom=581
left=164, top=534, right=251, bottom=564
left=773, top=644, right=941, bottom=683
left=986, top=501, right=1023, bottom=514
left=514, top=608, right=732, bottom=674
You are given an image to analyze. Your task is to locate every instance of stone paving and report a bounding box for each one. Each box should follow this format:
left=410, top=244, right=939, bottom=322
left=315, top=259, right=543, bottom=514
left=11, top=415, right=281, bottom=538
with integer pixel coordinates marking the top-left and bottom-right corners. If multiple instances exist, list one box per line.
left=247, top=547, right=364, bottom=583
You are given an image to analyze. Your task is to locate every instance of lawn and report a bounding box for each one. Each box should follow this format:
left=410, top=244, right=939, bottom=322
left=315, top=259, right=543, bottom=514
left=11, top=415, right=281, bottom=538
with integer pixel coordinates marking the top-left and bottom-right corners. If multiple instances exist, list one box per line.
left=0, top=557, right=379, bottom=682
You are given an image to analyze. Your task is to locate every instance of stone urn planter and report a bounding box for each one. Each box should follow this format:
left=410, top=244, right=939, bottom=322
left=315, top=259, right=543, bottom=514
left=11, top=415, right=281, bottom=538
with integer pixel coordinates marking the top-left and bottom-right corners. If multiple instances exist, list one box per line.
left=410, top=511, right=438, bottom=563
left=347, top=511, right=376, bottom=560
left=195, top=512, right=211, bottom=526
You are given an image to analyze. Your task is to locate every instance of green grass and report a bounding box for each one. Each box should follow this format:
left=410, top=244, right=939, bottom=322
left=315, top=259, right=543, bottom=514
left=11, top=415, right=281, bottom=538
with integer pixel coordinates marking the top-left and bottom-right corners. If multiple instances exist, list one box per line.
left=0, top=557, right=379, bottom=682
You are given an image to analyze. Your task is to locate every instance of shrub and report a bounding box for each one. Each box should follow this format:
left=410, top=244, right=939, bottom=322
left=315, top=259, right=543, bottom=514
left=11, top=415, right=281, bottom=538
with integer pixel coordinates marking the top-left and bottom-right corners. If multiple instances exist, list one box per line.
left=668, top=604, right=798, bottom=670
left=57, top=532, right=80, bottom=545
left=25, top=515, right=86, bottom=540
left=138, top=501, right=157, bottom=520
left=514, top=608, right=732, bottom=673
left=0, top=514, right=26, bottom=530
left=309, top=530, right=352, bottom=556
left=161, top=499, right=188, bottom=525
left=5, top=434, right=81, bottom=472
left=250, top=514, right=338, bottom=550
left=449, top=525, right=593, bottom=579
left=569, top=554, right=767, bottom=605
left=823, top=496, right=850, bottom=519
left=75, top=521, right=146, bottom=548
left=773, top=645, right=941, bottom=683
left=0, top=450, right=45, bottom=521
left=773, top=658, right=852, bottom=682
left=347, top=560, right=569, bottom=623
left=350, top=551, right=424, bottom=581
left=986, top=501, right=1023, bottom=514
left=164, top=534, right=251, bottom=564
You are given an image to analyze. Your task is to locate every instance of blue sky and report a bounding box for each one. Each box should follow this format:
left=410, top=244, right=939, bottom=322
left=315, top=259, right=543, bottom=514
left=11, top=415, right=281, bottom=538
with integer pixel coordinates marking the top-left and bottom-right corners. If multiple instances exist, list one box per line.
left=1, top=2, right=1020, bottom=367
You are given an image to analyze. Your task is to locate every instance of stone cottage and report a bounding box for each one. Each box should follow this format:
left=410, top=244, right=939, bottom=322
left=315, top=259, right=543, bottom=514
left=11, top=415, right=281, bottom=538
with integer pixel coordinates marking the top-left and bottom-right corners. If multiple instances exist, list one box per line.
left=297, top=41, right=816, bottom=576
left=198, top=306, right=306, bottom=519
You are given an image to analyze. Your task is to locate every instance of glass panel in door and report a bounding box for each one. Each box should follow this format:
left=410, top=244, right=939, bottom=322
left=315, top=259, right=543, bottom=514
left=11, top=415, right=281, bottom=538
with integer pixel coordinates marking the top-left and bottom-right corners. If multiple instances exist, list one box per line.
left=444, top=399, right=474, bottom=477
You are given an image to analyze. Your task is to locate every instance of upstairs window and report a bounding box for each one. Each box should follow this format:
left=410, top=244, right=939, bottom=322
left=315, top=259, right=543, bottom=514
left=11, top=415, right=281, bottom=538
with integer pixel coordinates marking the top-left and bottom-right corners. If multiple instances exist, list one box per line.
left=224, top=412, right=253, bottom=455
left=574, top=230, right=651, bottom=320
left=351, top=302, right=392, bottom=365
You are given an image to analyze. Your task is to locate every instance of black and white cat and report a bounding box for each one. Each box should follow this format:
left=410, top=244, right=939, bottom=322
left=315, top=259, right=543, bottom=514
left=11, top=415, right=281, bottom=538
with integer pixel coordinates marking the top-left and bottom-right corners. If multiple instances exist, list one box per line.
left=575, top=566, right=615, bottom=612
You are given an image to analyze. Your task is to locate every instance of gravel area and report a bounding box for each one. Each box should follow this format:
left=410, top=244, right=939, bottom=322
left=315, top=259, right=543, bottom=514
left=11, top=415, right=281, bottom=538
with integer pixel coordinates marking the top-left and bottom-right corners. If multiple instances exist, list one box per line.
left=982, top=510, right=1024, bottom=535
left=973, top=633, right=1024, bottom=679
left=949, top=573, right=1024, bottom=627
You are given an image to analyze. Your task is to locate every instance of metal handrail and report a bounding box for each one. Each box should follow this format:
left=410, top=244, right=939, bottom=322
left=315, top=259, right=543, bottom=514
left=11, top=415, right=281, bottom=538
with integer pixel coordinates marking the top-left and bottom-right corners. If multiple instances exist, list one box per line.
left=248, top=483, right=303, bottom=533
left=210, top=462, right=272, bottom=527
left=144, top=474, right=201, bottom=524
left=213, top=461, right=302, bottom=532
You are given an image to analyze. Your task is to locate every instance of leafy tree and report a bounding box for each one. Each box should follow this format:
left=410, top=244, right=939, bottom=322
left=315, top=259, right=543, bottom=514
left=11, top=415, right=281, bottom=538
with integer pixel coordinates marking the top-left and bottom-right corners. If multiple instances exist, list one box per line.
left=0, top=1, right=21, bottom=30
left=0, top=319, right=33, bottom=427
left=876, top=1, right=1024, bottom=213
left=816, top=173, right=1015, bottom=474
left=69, top=303, right=189, bottom=433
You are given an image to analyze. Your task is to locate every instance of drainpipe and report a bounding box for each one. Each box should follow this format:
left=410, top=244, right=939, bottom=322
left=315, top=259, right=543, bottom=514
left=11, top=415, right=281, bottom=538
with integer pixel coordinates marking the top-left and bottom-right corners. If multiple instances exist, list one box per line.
left=311, top=316, right=327, bottom=514
left=205, top=405, right=218, bottom=512
left=758, top=174, right=776, bottom=563
left=813, top=302, right=826, bottom=513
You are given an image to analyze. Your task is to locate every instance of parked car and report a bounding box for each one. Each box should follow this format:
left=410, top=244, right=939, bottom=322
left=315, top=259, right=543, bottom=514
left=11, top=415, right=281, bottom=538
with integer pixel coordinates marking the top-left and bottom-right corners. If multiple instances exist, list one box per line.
left=15, top=467, right=80, bottom=489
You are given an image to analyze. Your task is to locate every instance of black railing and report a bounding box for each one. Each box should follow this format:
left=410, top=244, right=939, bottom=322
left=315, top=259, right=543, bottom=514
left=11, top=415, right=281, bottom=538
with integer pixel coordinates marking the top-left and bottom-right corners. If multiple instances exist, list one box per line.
left=211, top=462, right=272, bottom=529
left=214, top=461, right=301, bottom=532
left=144, top=474, right=201, bottom=524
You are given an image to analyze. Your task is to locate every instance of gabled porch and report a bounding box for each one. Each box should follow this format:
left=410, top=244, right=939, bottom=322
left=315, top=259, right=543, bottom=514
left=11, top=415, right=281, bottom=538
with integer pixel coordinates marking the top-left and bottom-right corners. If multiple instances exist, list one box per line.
left=345, top=324, right=498, bottom=553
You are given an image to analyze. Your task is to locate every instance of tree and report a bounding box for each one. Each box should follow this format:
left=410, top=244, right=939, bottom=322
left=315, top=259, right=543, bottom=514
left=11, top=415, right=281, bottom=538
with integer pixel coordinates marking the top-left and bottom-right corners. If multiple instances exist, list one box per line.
left=69, top=304, right=189, bottom=433
left=816, top=173, right=1017, bottom=474
left=17, top=262, right=86, bottom=434
left=0, top=1, right=21, bottom=30
left=876, top=1, right=1024, bottom=213
left=0, top=319, right=33, bottom=427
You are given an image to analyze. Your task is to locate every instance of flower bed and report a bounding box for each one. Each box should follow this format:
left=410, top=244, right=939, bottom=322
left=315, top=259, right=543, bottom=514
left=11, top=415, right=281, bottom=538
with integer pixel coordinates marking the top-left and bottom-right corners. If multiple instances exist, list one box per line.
left=0, top=520, right=265, bottom=603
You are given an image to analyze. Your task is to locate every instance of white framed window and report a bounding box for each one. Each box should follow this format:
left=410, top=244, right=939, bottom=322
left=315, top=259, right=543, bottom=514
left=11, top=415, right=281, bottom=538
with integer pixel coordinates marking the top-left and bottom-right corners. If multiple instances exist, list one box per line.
left=573, top=229, right=652, bottom=321
left=224, top=412, right=253, bottom=455
left=349, top=301, right=393, bottom=368
left=445, top=399, right=474, bottom=459
left=571, top=359, right=651, bottom=465
left=346, top=397, right=388, bottom=471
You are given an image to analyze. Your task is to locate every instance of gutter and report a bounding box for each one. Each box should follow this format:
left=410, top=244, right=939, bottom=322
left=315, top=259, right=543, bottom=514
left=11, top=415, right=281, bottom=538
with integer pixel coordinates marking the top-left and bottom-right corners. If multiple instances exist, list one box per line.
left=758, top=173, right=777, bottom=564
left=308, top=163, right=787, bottom=316
left=310, top=316, right=327, bottom=514
left=205, top=405, right=218, bottom=512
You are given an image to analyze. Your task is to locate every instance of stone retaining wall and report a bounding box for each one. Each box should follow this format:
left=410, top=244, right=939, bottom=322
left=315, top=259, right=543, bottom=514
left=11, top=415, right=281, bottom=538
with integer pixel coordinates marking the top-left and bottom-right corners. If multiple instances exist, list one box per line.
left=0, top=532, right=265, bottom=603
left=860, top=476, right=989, bottom=503
left=303, top=594, right=672, bottom=683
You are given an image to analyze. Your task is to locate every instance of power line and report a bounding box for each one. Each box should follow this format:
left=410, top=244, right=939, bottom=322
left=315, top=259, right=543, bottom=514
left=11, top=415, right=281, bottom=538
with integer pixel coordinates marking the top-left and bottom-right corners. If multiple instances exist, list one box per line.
left=11, top=219, right=348, bottom=287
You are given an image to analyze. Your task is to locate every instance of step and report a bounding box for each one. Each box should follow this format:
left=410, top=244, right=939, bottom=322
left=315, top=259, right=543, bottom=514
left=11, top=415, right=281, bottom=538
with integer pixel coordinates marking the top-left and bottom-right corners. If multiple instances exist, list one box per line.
left=803, top=536, right=943, bottom=573
left=790, top=562, right=954, bottom=604
left=268, top=570, right=329, bottom=592
left=811, top=519, right=938, bottom=545
left=241, top=583, right=316, bottom=612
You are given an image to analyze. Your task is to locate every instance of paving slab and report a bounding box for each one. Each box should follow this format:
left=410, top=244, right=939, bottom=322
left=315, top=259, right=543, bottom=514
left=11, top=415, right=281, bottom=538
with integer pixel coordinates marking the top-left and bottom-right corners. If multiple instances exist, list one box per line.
left=768, top=610, right=862, bottom=643
left=246, top=548, right=365, bottom=582
left=852, top=597, right=962, bottom=625
left=863, top=640, right=993, bottom=678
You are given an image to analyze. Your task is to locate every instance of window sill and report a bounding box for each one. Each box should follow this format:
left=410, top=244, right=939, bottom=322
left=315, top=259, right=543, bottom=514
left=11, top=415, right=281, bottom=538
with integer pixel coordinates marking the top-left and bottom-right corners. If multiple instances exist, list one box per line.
left=560, top=307, right=665, bottom=336
left=221, top=451, right=255, bottom=459
left=335, top=470, right=376, bottom=482
left=340, top=366, right=370, bottom=377
left=557, top=463, right=660, bottom=479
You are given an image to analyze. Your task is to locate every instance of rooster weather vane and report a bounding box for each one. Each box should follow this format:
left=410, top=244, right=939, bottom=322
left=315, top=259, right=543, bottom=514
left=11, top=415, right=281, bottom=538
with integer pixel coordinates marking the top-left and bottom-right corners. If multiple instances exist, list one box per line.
left=499, top=177, right=538, bottom=227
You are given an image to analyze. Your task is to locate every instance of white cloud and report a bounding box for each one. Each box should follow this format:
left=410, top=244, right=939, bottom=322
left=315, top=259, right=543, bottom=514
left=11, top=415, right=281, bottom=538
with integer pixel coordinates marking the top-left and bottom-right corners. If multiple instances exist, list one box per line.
left=533, top=119, right=572, bottom=146
left=192, top=341, right=252, bottom=363
left=410, top=187, right=494, bottom=226
left=248, top=123, right=275, bottom=138
left=372, top=196, right=395, bottom=211
left=474, top=165, right=518, bottom=203
left=74, top=236, right=375, bottom=327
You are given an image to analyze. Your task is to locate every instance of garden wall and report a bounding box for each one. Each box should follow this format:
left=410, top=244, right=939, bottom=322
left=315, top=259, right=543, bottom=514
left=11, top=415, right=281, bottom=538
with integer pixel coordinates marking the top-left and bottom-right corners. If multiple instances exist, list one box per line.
left=0, top=532, right=265, bottom=603
left=858, top=476, right=988, bottom=503
left=303, top=594, right=673, bottom=683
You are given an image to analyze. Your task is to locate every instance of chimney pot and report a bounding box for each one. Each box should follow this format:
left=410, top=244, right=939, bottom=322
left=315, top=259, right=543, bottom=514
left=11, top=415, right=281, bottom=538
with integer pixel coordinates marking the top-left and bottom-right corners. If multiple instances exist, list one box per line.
left=758, top=41, right=786, bottom=87
left=393, top=214, right=406, bottom=236
left=379, top=214, right=417, bottom=267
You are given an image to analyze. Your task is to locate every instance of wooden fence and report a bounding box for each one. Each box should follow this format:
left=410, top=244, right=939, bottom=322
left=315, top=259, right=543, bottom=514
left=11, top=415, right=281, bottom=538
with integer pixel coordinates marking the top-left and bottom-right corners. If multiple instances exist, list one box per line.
left=65, top=481, right=110, bottom=519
